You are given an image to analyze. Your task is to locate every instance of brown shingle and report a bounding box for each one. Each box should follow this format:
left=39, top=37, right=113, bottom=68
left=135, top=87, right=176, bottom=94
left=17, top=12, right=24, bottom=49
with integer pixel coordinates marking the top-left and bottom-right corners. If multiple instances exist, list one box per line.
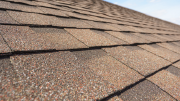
left=139, top=44, right=180, bottom=62
left=133, top=33, right=164, bottom=42
left=0, top=10, right=18, bottom=24
left=103, top=46, right=171, bottom=76
left=0, top=35, right=11, bottom=53
left=172, top=41, right=180, bottom=46
left=166, top=66, right=180, bottom=77
left=120, top=80, right=176, bottom=101
left=82, top=20, right=120, bottom=31
left=65, top=28, right=117, bottom=47
left=38, top=7, right=68, bottom=17
left=5, top=51, right=117, bottom=100
left=173, top=61, right=180, bottom=69
left=0, top=25, right=87, bottom=51
left=72, top=49, right=143, bottom=89
left=51, top=18, right=93, bottom=28
left=106, top=31, right=150, bottom=44
left=158, top=43, right=180, bottom=54
left=7, top=11, right=51, bottom=25
left=148, top=70, right=180, bottom=100
left=91, top=30, right=127, bottom=45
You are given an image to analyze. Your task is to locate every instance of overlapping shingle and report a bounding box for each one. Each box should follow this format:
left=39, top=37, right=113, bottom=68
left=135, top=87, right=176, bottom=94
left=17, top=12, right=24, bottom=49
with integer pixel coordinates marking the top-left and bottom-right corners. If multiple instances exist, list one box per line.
left=173, top=61, right=180, bottom=69
left=106, top=31, right=150, bottom=44
left=139, top=44, right=180, bottom=62
left=148, top=70, right=180, bottom=100
left=1, top=0, right=180, bottom=100
left=65, top=28, right=117, bottom=47
left=0, top=10, right=18, bottom=24
left=91, top=30, right=127, bottom=45
left=72, top=49, right=143, bottom=89
left=120, top=80, right=176, bottom=101
left=103, top=46, right=171, bottom=76
left=158, top=42, right=180, bottom=54
left=0, top=35, right=11, bottom=53
left=166, top=66, right=180, bottom=77
left=7, top=11, right=51, bottom=25
left=82, top=20, right=120, bottom=31
left=0, top=25, right=88, bottom=51
left=2, top=51, right=118, bottom=100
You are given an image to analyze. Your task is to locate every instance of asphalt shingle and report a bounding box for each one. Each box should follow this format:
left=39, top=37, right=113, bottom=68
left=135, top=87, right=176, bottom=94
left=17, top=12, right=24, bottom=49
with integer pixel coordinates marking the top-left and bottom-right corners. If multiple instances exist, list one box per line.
left=3, top=51, right=118, bottom=100
left=82, top=20, right=120, bottom=31
left=119, top=80, right=176, bottom=101
left=139, top=44, right=180, bottom=62
left=106, top=31, right=150, bottom=44
left=158, top=42, right=180, bottom=54
left=91, top=30, right=127, bottom=45
left=173, top=61, right=180, bottom=69
left=65, top=28, right=117, bottom=47
left=7, top=11, right=51, bottom=25
left=0, top=10, right=18, bottom=24
left=1, top=0, right=180, bottom=100
left=148, top=70, right=180, bottom=100
left=103, top=46, right=171, bottom=76
left=0, top=35, right=11, bottom=53
left=166, top=66, right=180, bottom=77
left=72, top=49, right=143, bottom=89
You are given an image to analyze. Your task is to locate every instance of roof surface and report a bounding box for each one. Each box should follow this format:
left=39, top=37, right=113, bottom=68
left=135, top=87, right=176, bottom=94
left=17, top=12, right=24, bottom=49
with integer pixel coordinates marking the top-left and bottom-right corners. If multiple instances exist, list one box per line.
left=0, top=0, right=180, bottom=100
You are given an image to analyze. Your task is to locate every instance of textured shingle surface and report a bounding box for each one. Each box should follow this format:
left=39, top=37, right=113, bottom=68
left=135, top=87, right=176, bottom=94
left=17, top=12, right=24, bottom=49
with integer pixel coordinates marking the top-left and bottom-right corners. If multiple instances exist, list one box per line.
left=1, top=0, right=180, bottom=100
left=65, top=28, right=117, bottom=47
left=148, top=70, right=180, bottom=100
left=139, top=44, right=180, bottom=62
left=103, top=46, right=171, bottom=76
left=120, top=80, right=176, bottom=101
left=0, top=35, right=11, bottom=53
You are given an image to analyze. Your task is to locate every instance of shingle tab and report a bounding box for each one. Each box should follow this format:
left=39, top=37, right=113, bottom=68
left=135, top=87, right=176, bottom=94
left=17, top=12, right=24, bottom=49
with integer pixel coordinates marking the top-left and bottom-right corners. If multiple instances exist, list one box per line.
left=158, top=43, right=180, bottom=54
left=173, top=61, right=180, bottom=69
left=83, top=20, right=120, bottom=31
left=120, top=80, right=176, bottom=101
left=4, top=52, right=117, bottom=100
left=139, top=44, right=180, bottom=62
left=103, top=46, right=171, bottom=76
left=7, top=11, right=51, bottom=25
left=106, top=31, right=150, bottom=44
left=0, top=25, right=87, bottom=51
left=134, top=33, right=163, bottom=42
left=51, top=18, right=93, bottom=28
left=38, top=7, right=68, bottom=17
left=148, top=70, right=180, bottom=100
left=91, top=30, right=127, bottom=45
left=65, top=28, right=117, bottom=47
left=0, top=10, right=18, bottom=24
left=0, top=35, right=11, bottom=53
left=72, top=50, right=143, bottom=89
left=166, top=66, right=180, bottom=77
left=0, top=57, right=18, bottom=101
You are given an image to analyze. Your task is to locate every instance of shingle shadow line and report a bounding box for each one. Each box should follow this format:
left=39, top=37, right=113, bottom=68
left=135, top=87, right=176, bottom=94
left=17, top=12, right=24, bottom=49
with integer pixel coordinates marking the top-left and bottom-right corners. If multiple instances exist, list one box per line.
left=0, top=8, right=69, bottom=18
left=97, top=59, right=180, bottom=101
left=0, top=53, right=12, bottom=58
left=1, top=40, right=179, bottom=56
left=0, top=23, right=80, bottom=29
left=3, top=0, right=37, bottom=6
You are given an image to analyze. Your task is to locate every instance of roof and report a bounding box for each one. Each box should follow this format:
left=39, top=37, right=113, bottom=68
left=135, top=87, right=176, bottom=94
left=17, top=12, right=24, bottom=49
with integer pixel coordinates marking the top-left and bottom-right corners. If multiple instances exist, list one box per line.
left=0, top=0, right=180, bottom=100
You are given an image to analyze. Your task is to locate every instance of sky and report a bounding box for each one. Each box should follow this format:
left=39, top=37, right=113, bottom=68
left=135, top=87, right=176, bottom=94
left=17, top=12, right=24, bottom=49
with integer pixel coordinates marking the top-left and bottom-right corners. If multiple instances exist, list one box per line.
left=104, top=0, right=180, bottom=25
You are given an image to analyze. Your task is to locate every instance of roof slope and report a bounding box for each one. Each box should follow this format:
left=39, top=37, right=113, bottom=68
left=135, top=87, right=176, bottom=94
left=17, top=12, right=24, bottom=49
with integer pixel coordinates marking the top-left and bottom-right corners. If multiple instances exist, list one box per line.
left=0, top=0, right=180, bottom=100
